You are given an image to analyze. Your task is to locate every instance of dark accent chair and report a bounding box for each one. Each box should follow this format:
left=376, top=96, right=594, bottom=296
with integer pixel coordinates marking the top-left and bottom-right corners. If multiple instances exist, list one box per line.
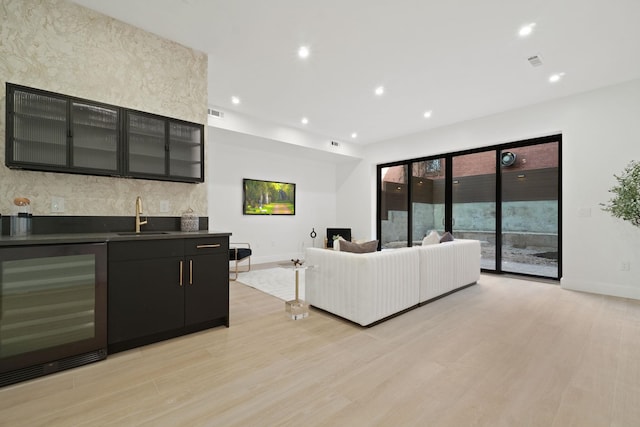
left=229, top=242, right=252, bottom=281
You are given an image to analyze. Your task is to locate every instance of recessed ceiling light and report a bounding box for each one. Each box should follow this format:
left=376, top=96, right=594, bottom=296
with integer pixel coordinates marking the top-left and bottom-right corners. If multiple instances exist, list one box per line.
left=351, top=132, right=358, bottom=139
left=298, top=46, right=310, bottom=59
left=518, top=22, right=536, bottom=37
left=374, top=86, right=385, bottom=96
left=231, top=96, right=240, bottom=105
left=549, top=72, right=566, bottom=83
left=423, top=110, right=432, bottom=118
left=301, top=117, right=308, bottom=125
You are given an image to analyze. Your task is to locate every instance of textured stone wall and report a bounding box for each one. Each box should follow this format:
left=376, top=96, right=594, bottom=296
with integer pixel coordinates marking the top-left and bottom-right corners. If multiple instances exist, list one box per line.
left=0, top=0, right=208, bottom=217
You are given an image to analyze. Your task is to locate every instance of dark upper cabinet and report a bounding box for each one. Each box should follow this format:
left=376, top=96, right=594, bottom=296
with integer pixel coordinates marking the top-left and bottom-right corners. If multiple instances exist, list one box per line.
left=7, top=84, right=120, bottom=175
left=5, top=83, right=204, bottom=183
left=125, top=111, right=204, bottom=182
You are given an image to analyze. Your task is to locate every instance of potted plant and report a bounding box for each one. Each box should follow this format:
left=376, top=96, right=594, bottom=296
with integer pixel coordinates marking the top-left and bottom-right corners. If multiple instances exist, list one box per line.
left=602, top=160, right=640, bottom=227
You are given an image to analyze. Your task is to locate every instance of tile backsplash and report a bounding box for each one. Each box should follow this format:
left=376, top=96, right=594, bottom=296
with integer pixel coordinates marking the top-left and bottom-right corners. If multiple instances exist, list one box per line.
left=0, top=0, right=208, bottom=217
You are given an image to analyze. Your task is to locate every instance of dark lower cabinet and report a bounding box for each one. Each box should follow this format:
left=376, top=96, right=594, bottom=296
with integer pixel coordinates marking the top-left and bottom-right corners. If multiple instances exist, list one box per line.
left=108, top=237, right=229, bottom=353
left=185, top=252, right=229, bottom=326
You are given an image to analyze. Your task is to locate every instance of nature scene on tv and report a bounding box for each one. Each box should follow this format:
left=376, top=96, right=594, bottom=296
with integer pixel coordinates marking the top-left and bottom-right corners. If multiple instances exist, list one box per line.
left=243, top=179, right=295, bottom=215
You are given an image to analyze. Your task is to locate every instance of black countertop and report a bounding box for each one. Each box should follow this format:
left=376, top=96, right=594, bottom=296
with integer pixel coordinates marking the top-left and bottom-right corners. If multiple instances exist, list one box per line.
left=0, top=230, right=231, bottom=247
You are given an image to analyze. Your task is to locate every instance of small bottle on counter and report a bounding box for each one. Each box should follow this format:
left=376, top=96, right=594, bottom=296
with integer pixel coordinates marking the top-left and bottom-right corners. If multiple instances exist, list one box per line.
left=10, top=197, right=32, bottom=237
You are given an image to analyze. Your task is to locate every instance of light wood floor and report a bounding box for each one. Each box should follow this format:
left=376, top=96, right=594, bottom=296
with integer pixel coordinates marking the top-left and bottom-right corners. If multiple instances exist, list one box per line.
left=1, top=274, right=640, bottom=426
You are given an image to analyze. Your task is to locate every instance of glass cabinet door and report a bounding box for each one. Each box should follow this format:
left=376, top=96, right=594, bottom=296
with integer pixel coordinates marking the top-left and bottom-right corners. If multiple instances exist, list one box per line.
left=72, top=102, right=119, bottom=172
left=10, top=89, right=67, bottom=166
left=169, top=121, right=203, bottom=180
left=126, top=112, right=167, bottom=176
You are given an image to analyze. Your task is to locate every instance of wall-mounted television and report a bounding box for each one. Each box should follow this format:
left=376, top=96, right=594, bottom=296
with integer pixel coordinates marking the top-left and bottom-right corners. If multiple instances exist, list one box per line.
left=243, top=178, right=296, bottom=215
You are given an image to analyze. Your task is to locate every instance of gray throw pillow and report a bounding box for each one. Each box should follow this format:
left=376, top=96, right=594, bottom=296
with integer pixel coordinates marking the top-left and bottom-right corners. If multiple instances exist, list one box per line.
left=340, top=239, right=379, bottom=253
left=439, top=232, right=454, bottom=243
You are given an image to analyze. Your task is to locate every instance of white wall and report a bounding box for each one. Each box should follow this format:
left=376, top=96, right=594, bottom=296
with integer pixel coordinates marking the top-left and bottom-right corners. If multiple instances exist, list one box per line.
left=337, top=78, right=640, bottom=300
left=208, top=128, right=340, bottom=263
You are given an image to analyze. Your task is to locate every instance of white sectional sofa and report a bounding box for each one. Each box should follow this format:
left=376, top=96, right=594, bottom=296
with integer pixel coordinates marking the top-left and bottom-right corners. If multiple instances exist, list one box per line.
left=305, top=239, right=481, bottom=326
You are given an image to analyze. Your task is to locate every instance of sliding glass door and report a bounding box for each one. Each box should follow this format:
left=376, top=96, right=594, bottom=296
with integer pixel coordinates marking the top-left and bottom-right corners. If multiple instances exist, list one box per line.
left=500, top=141, right=559, bottom=277
left=452, top=152, right=496, bottom=271
left=377, top=135, right=561, bottom=280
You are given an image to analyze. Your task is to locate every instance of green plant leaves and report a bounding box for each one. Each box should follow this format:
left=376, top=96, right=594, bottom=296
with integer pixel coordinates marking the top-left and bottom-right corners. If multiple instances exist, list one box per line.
left=602, top=160, right=640, bottom=227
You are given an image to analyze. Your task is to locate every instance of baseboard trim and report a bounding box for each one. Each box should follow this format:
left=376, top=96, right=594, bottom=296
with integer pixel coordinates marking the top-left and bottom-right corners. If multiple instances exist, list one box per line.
left=561, top=278, right=640, bottom=301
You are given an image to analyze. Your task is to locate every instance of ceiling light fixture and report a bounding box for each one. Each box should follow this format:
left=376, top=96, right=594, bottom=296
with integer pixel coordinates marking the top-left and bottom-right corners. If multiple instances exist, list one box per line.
left=301, top=117, right=308, bottom=125
left=231, top=96, right=240, bottom=105
left=351, top=132, right=358, bottom=139
left=518, top=22, right=536, bottom=37
left=549, top=72, right=566, bottom=83
left=423, top=110, right=432, bottom=118
left=298, top=46, right=310, bottom=59
left=374, top=86, right=385, bottom=96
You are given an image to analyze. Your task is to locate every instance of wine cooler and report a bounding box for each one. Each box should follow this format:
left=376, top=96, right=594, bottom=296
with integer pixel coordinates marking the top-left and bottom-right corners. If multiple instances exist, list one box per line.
left=0, top=243, right=107, bottom=387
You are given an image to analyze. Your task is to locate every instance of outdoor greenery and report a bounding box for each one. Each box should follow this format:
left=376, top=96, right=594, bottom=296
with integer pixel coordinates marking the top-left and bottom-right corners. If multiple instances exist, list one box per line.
left=602, top=161, right=640, bottom=227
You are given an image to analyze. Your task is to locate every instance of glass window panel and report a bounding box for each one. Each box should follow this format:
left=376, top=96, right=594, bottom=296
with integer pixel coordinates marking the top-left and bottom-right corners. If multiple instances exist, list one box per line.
left=452, top=152, right=496, bottom=270
left=411, top=159, right=446, bottom=245
left=380, top=165, right=409, bottom=248
left=501, top=141, right=559, bottom=278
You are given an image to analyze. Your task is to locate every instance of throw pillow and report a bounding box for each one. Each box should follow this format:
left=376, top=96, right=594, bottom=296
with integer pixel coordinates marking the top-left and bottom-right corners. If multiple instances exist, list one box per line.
left=439, top=231, right=454, bottom=243
left=421, top=230, right=441, bottom=246
left=333, top=235, right=346, bottom=251
left=339, top=239, right=379, bottom=253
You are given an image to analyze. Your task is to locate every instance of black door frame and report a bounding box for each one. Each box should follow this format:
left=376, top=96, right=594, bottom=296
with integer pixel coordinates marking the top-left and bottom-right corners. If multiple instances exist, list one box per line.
left=377, top=134, right=562, bottom=280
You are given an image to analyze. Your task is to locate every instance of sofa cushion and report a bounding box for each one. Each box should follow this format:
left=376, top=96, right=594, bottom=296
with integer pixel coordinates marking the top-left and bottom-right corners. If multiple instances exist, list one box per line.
left=422, top=230, right=441, bottom=246
left=340, top=239, right=379, bottom=253
left=440, top=231, right=454, bottom=243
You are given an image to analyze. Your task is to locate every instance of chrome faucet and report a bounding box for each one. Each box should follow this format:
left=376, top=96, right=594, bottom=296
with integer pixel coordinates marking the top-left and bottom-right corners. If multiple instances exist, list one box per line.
left=135, top=196, right=148, bottom=232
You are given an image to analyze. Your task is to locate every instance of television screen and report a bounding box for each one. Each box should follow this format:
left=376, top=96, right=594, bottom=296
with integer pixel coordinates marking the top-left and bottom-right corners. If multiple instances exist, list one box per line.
left=243, top=178, right=296, bottom=215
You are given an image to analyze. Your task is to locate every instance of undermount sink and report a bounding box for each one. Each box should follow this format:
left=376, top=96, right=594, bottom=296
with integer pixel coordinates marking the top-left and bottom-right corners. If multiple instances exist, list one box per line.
left=116, top=231, right=170, bottom=236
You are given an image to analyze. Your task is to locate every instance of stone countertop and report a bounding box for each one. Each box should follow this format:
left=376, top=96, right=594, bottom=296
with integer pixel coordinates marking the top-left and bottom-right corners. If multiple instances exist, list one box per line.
left=0, top=230, right=232, bottom=247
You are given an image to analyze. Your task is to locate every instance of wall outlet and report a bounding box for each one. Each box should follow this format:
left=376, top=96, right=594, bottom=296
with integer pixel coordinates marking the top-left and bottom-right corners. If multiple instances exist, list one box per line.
left=621, top=261, right=630, bottom=271
left=160, top=200, right=170, bottom=213
left=51, top=196, right=65, bottom=213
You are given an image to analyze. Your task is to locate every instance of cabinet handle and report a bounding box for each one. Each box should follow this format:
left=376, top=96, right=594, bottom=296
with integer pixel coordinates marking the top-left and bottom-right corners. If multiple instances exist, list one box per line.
left=196, top=244, right=220, bottom=249
left=179, top=260, right=183, bottom=287
left=189, top=259, right=193, bottom=285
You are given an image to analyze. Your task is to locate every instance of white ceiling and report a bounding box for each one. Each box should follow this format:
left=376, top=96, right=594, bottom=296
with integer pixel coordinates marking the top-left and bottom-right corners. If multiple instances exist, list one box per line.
left=71, top=0, right=640, bottom=145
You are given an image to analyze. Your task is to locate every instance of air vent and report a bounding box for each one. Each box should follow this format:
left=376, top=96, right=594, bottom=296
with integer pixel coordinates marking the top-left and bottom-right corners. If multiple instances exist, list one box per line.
left=208, top=108, right=224, bottom=118
left=527, top=55, right=543, bottom=67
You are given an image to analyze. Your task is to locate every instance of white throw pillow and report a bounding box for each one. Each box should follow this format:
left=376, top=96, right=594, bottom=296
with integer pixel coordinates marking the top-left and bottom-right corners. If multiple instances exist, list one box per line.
left=333, top=235, right=346, bottom=251
left=422, top=230, right=441, bottom=246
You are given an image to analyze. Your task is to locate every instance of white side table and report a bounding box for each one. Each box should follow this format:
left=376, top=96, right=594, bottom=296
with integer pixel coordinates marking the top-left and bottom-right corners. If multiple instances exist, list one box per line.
left=278, top=261, right=309, bottom=320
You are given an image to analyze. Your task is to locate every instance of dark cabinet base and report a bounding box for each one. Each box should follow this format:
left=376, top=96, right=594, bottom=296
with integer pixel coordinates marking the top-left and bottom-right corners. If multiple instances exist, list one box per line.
left=107, top=318, right=228, bottom=354
left=107, top=236, right=229, bottom=354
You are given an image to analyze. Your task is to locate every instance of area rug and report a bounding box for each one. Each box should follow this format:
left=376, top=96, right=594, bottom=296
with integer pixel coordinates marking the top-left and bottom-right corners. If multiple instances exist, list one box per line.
left=235, top=267, right=305, bottom=301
